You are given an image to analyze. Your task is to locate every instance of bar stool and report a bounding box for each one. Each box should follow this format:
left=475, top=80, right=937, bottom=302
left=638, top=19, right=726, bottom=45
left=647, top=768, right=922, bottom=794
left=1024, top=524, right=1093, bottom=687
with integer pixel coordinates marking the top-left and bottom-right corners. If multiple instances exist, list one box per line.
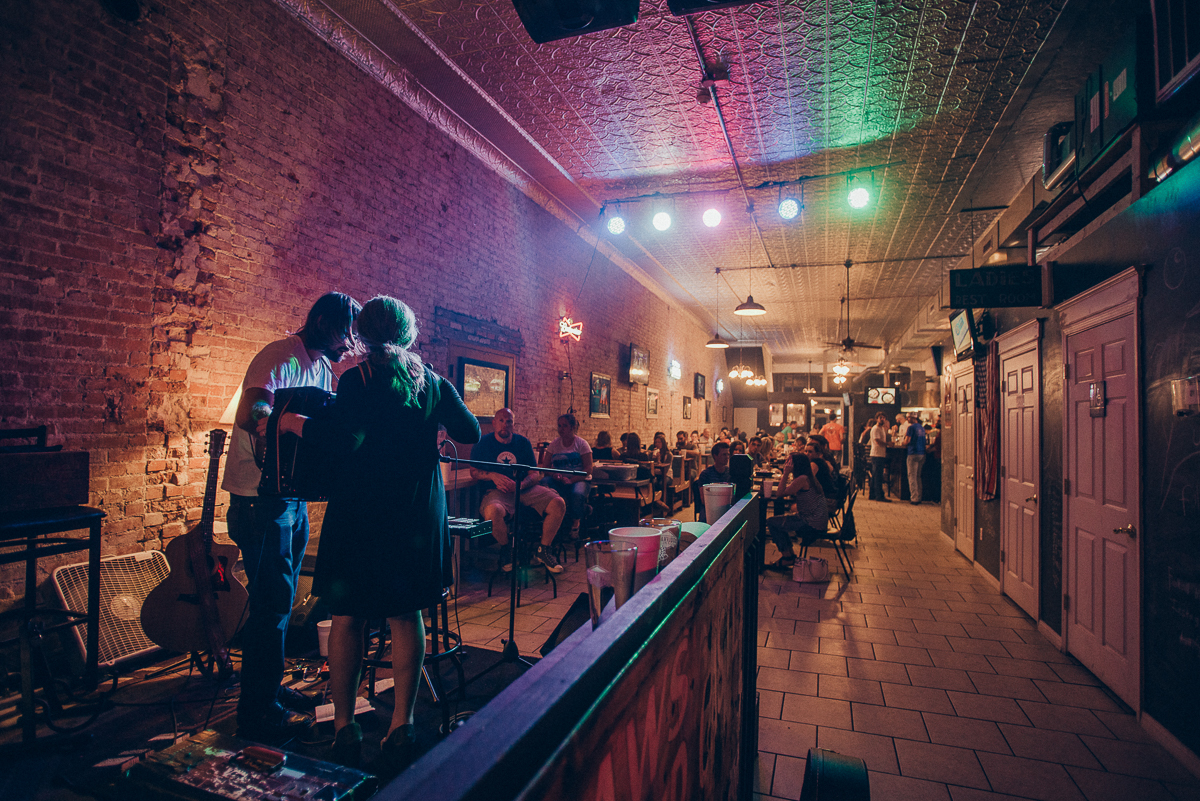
left=363, top=587, right=466, bottom=735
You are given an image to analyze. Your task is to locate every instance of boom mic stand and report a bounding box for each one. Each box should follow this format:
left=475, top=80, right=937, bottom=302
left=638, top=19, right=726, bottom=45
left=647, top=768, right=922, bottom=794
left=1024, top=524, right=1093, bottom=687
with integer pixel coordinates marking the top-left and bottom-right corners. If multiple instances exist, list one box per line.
left=440, top=456, right=586, bottom=679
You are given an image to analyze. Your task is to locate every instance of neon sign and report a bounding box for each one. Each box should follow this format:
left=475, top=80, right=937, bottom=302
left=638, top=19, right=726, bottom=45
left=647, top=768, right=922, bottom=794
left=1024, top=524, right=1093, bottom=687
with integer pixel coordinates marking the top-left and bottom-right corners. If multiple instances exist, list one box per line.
left=558, top=316, right=583, bottom=342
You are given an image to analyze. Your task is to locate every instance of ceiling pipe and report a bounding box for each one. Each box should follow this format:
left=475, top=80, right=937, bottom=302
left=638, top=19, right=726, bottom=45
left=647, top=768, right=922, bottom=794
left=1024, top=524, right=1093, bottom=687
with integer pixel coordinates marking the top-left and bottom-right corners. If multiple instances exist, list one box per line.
left=685, top=17, right=774, bottom=273
left=1149, top=107, right=1200, bottom=184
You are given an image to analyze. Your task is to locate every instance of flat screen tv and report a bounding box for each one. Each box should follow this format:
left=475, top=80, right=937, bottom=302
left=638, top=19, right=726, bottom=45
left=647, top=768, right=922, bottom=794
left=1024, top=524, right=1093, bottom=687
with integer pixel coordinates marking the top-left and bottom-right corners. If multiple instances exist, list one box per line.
left=949, top=308, right=978, bottom=360
left=628, top=343, right=650, bottom=385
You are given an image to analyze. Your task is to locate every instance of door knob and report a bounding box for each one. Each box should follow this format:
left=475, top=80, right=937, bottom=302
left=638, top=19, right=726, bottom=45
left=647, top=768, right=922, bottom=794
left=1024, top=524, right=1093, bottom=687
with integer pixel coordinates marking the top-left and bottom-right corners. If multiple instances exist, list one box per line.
left=1025, top=495, right=1038, bottom=503
left=1114, top=524, right=1136, bottom=538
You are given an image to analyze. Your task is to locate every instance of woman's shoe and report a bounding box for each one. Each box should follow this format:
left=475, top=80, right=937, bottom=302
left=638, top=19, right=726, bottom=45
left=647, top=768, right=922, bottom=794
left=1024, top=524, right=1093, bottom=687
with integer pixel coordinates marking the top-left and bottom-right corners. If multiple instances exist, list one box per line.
left=330, top=721, right=363, bottom=769
left=765, top=556, right=796, bottom=573
left=376, top=724, right=418, bottom=777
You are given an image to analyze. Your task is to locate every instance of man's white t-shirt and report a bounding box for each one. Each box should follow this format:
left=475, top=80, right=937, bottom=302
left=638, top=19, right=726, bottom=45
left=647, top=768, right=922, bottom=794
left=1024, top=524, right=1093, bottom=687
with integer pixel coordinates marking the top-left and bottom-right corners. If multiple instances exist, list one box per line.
left=221, top=335, right=333, bottom=497
left=870, top=422, right=890, bottom=459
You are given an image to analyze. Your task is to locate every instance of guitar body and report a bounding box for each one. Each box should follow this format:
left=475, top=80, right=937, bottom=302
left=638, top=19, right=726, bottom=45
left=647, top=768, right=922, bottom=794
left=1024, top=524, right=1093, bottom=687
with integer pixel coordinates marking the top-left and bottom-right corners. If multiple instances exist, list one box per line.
left=141, top=534, right=248, bottom=654
left=141, top=429, right=247, bottom=663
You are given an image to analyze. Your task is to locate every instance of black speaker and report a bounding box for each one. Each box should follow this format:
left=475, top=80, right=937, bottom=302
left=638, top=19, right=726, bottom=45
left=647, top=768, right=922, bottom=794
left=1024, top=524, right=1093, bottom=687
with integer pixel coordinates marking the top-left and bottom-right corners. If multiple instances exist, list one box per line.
left=667, top=0, right=764, bottom=17
left=512, top=0, right=639, bottom=44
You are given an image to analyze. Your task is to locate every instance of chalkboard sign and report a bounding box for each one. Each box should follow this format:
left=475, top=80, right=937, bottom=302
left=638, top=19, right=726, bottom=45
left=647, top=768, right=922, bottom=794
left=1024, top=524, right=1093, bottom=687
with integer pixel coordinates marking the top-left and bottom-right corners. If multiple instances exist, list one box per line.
left=950, top=265, right=1041, bottom=308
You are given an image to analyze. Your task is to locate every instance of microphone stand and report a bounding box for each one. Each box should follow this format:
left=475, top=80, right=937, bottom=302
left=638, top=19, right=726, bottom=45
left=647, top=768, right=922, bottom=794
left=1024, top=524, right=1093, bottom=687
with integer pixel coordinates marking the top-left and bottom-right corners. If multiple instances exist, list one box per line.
left=440, top=456, right=586, bottom=679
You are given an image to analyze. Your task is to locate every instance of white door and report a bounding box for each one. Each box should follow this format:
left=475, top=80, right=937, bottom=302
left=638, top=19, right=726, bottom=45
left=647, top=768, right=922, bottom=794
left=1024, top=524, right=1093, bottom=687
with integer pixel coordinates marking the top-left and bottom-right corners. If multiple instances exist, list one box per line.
left=999, top=323, right=1040, bottom=618
left=1061, top=270, right=1140, bottom=710
left=953, top=362, right=975, bottom=560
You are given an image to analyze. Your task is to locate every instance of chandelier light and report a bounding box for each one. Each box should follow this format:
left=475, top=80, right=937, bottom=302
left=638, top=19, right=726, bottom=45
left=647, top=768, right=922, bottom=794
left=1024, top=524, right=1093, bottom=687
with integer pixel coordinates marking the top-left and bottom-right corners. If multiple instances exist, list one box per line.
left=803, top=359, right=816, bottom=394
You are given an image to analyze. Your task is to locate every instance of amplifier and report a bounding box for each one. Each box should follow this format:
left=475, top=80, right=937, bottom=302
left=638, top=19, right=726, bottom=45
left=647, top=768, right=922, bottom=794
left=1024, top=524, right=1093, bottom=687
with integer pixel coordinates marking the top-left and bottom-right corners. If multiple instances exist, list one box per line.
left=123, top=730, right=374, bottom=801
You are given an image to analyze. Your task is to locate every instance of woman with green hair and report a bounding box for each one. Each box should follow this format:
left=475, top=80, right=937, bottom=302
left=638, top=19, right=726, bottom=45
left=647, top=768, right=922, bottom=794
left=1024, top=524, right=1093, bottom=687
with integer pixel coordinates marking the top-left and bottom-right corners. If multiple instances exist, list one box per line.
left=279, top=295, right=480, bottom=773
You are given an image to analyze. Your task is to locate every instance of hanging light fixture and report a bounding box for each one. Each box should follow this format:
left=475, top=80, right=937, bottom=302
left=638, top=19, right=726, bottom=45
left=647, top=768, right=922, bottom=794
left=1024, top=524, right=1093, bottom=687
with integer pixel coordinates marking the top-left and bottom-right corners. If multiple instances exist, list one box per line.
left=604, top=204, right=626, bottom=235
left=832, top=357, right=850, bottom=385
left=803, top=360, right=816, bottom=394
left=847, top=173, right=872, bottom=209
left=706, top=268, right=728, bottom=348
left=735, top=225, right=767, bottom=315
left=778, top=183, right=803, bottom=221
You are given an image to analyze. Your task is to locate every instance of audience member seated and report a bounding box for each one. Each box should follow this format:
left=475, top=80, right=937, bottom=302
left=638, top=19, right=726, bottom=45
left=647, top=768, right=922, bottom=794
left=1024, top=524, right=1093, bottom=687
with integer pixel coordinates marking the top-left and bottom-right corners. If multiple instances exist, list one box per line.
left=674, top=430, right=696, bottom=453
left=649, top=432, right=673, bottom=513
left=747, top=436, right=768, bottom=468
left=470, top=407, right=565, bottom=574
left=730, top=439, right=746, bottom=456
left=540, top=412, right=592, bottom=527
left=592, top=429, right=615, bottom=461
left=694, top=441, right=732, bottom=518
left=765, top=452, right=829, bottom=572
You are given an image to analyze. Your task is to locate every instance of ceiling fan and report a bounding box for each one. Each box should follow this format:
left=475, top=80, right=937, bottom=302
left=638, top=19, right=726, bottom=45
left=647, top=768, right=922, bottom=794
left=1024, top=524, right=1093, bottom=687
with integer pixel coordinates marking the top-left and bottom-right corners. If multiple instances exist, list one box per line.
left=825, top=259, right=883, bottom=353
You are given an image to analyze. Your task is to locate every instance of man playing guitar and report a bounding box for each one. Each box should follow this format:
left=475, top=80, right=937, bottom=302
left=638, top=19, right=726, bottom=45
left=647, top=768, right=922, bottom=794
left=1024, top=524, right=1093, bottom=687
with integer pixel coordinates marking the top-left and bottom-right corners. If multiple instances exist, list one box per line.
left=221, top=292, right=361, bottom=743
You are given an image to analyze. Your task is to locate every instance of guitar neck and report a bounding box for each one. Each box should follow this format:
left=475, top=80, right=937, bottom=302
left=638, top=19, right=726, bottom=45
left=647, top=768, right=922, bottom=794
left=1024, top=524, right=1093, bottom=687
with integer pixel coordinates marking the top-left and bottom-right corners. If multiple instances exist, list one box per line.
left=199, top=429, right=226, bottom=541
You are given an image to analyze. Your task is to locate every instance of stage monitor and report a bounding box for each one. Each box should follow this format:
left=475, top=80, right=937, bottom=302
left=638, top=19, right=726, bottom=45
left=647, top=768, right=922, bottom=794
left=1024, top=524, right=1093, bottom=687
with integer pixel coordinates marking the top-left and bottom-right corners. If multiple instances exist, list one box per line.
left=628, top=343, right=650, bottom=385
left=949, top=308, right=978, bottom=360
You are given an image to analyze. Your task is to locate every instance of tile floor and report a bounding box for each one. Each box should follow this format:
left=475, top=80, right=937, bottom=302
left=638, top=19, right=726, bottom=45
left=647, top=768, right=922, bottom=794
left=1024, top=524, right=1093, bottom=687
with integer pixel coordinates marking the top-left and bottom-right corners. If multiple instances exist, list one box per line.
left=754, top=498, right=1200, bottom=801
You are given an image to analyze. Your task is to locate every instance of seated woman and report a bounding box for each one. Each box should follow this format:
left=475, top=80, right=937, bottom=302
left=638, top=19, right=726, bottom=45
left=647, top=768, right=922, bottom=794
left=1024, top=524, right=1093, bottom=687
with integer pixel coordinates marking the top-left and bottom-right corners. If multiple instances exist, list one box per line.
left=765, top=452, right=828, bottom=572
left=649, top=432, right=673, bottom=513
left=540, top=412, right=592, bottom=524
left=730, top=439, right=747, bottom=456
left=620, top=432, right=654, bottom=477
left=592, top=430, right=615, bottom=461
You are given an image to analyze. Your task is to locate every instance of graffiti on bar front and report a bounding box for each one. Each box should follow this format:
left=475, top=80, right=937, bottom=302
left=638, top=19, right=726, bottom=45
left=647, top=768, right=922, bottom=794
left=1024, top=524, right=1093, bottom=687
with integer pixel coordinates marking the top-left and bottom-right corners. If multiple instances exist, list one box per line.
left=522, top=533, right=745, bottom=800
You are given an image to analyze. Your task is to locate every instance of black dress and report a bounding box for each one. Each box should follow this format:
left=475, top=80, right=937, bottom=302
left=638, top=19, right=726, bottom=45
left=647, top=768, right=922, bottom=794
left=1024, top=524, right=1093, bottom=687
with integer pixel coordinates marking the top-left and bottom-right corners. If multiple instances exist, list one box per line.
left=305, top=361, right=480, bottom=618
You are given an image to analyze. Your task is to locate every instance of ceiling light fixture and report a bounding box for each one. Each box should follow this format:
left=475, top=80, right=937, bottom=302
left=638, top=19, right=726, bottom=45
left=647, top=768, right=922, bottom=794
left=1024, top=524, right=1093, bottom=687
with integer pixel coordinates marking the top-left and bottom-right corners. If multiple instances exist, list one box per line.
left=848, top=173, right=872, bottom=209
left=803, top=360, right=816, bottom=394
left=778, top=183, right=803, bottom=221
left=652, top=211, right=672, bottom=231
left=702, top=208, right=722, bottom=227
left=706, top=268, right=729, bottom=348
left=604, top=204, right=626, bottom=235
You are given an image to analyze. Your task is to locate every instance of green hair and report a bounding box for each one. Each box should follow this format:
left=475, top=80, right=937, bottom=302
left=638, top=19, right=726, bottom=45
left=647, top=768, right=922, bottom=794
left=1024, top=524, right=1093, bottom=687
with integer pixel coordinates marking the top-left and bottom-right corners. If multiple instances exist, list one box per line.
left=357, top=295, right=425, bottom=406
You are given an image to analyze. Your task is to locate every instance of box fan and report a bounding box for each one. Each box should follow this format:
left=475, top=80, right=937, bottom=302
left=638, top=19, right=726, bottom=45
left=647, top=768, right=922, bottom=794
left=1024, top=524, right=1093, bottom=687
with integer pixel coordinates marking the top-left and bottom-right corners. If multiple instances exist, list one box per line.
left=52, top=550, right=170, bottom=668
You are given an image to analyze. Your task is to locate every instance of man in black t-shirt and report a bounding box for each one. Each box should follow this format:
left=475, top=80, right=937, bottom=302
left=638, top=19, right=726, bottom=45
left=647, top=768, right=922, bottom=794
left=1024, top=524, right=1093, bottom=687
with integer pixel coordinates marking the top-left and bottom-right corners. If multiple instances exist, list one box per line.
left=470, top=408, right=566, bottom=573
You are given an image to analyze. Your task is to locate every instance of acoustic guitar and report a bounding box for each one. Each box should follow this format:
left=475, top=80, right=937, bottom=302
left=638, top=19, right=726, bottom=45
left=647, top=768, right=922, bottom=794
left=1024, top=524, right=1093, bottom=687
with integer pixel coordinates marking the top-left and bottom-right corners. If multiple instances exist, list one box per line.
left=141, top=429, right=248, bottom=672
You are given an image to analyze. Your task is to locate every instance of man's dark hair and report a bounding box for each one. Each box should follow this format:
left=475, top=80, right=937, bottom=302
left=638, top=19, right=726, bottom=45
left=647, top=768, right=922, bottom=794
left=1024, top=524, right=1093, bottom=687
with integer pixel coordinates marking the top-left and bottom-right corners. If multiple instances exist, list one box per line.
left=298, top=292, right=361, bottom=348
left=711, top=441, right=731, bottom=458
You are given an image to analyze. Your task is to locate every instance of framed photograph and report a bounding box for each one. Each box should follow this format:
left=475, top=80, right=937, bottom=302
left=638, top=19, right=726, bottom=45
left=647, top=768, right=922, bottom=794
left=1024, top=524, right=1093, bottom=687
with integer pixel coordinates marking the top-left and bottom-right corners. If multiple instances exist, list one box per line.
left=706, top=400, right=711, bottom=424
left=683, top=396, right=692, bottom=420
left=721, top=404, right=728, bottom=422
left=646, top=386, right=660, bottom=419
left=590, top=372, right=611, bottom=418
left=457, top=357, right=509, bottom=420
left=694, top=372, right=706, bottom=400
left=629, top=343, right=650, bottom=385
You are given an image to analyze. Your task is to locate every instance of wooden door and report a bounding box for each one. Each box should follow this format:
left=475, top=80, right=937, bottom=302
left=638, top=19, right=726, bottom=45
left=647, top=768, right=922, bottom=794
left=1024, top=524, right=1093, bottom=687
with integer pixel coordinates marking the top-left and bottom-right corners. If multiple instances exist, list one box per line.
left=952, top=362, right=975, bottom=560
left=999, top=323, right=1040, bottom=618
left=1061, top=270, right=1140, bottom=710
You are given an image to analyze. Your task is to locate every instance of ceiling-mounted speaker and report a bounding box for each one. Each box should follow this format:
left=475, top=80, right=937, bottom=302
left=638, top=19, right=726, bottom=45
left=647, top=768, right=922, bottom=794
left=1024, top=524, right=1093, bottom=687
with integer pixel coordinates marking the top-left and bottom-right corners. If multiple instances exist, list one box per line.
left=512, top=0, right=639, bottom=44
left=667, top=0, right=764, bottom=16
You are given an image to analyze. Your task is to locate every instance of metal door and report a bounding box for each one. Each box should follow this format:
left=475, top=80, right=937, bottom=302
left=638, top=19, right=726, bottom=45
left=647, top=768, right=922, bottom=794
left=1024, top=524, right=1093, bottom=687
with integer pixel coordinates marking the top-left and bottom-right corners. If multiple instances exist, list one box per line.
left=1062, top=271, right=1140, bottom=710
left=999, top=324, right=1040, bottom=618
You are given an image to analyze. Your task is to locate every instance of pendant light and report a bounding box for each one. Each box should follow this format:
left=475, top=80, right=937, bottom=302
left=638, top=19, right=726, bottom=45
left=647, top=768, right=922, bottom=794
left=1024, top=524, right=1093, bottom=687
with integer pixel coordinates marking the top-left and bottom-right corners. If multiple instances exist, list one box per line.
left=734, top=226, right=767, bottom=316
left=705, top=268, right=729, bottom=349
left=803, top=360, right=816, bottom=394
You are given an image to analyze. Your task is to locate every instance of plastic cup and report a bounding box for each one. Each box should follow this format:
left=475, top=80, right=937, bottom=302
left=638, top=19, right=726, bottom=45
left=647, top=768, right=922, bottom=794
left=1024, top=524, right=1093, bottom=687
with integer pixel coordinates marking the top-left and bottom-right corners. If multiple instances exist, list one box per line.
left=639, top=517, right=682, bottom=563
left=609, top=527, right=664, bottom=592
left=584, top=541, right=637, bottom=629
left=702, top=482, right=735, bottom=524
left=316, top=619, right=332, bottom=657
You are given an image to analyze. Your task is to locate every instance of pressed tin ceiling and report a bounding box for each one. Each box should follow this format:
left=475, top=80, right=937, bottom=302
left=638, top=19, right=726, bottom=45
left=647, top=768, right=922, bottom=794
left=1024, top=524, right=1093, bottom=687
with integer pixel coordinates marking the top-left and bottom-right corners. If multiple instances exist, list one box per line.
left=304, top=0, right=1131, bottom=366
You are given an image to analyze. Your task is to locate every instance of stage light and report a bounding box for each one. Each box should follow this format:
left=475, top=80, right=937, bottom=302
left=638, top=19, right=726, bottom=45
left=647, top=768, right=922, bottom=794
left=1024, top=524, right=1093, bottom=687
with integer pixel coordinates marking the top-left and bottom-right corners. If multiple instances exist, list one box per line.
left=778, top=197, right=801, bottom=220
left=652, top=211, right=671, bottom=231
left=702, top=208, right=722, bottom=227
left=607, top=214, right=626, bottom=235
left=848, top=174, right=871, bottom=209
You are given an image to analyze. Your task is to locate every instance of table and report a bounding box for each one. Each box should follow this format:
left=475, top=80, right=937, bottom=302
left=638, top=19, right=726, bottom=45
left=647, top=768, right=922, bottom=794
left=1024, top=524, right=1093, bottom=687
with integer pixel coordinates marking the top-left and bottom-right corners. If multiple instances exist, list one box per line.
left=597, top=478, right=653, bottom=526
left=0, top=505, right=104, bottom=743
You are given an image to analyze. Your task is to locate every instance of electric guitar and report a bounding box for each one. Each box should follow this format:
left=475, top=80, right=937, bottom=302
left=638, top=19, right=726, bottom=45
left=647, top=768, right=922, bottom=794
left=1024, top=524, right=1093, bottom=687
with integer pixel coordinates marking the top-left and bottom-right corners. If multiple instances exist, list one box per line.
left=141, top=429, right=248, bottom=673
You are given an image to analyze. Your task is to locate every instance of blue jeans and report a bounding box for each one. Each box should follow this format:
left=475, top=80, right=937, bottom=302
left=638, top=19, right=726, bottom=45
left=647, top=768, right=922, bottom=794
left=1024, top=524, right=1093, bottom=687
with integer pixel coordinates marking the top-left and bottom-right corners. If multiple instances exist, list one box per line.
left=870, top=456, right=888, bottom=500
left=907, top=454, right=926, bottom=503
left=548, top=479, right=590, bottom=520
left=227, top=495, right=308, bottom=720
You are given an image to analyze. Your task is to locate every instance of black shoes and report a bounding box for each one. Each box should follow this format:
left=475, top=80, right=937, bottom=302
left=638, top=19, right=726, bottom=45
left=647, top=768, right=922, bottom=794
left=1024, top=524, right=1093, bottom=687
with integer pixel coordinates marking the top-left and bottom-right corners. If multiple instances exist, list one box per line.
left=278, top=685, right=321, bottom=711
left=237, top=703, right=314, bottom=745
left=533, top=545, right=564, bottom=574
left=330, top=721, right=363, bottom=769
left=372, top=724, right=418, bottom=778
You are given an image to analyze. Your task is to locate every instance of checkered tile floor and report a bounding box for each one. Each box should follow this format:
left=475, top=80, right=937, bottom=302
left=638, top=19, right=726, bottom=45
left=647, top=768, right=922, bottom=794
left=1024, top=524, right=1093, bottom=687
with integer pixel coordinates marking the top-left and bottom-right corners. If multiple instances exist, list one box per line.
left=755, top=498, right=1199, bottom=801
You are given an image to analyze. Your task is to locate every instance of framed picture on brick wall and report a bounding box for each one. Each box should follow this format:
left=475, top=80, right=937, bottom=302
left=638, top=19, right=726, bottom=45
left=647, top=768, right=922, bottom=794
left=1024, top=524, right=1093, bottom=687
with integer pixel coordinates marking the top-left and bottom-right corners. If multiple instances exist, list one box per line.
left=646, top=387, right=660, bottom=419
left=706, top=400, right=711, bottom=424
left=694, top=373, right=705, bottom=399
left=590, top=372, right=611, bottom=418
left=683, top=396, right=692, bottom=420
left=456, top=357, right=510, bottom=421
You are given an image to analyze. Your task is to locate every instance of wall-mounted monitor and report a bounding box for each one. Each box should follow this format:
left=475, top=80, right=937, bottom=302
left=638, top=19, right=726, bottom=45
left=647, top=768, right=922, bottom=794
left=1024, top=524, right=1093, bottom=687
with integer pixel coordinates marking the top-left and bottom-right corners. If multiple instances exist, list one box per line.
left=628, top=343, right=650, bottom=385
left=949, top=308, right=978, bottom=361
left=865, top=387, right=896, bottom=405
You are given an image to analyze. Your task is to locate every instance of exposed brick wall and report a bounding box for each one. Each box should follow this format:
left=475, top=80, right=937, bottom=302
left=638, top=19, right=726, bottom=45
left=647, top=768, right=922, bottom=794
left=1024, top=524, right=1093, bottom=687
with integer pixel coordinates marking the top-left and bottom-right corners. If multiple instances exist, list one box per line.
left=0, top=0, right=729, bottom=602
